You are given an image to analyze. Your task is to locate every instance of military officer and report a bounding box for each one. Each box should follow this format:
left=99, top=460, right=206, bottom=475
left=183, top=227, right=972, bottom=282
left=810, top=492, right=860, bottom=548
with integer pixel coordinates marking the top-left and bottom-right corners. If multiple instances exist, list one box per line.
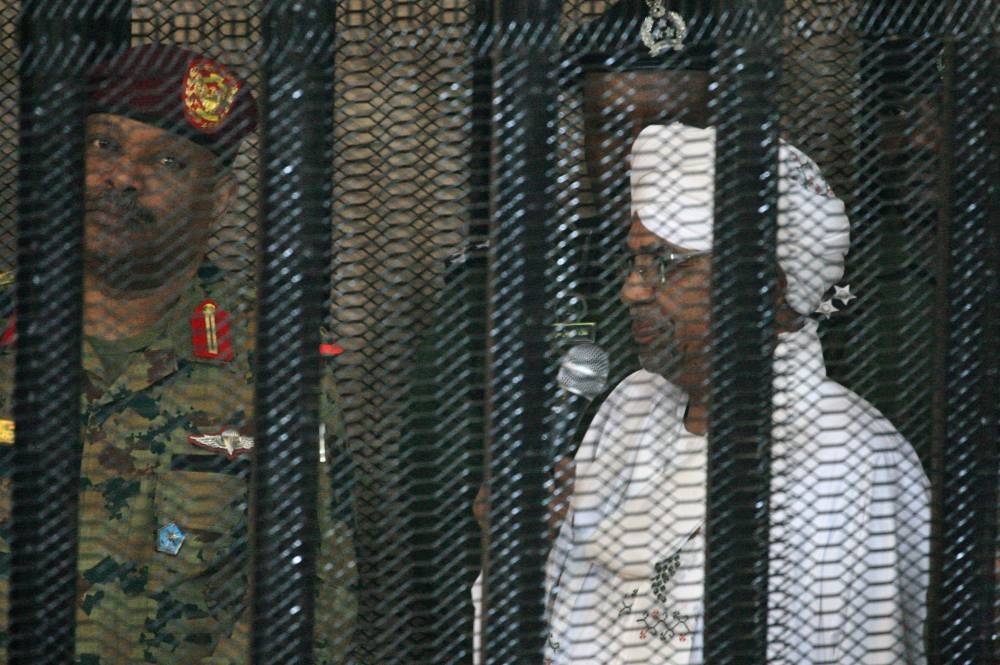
left=0, top=44, right=355, bottom=663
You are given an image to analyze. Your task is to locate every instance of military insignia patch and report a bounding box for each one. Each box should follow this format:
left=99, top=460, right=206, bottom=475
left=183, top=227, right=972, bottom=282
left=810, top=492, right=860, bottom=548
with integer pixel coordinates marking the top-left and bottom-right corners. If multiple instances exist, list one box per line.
left=156, top=522, right=186, bottom=556
left=188, top=428, right=254, bottom=460
left=320, top=327, right=344, bottom=357
left=191, top=299, right=234, bottom=361
left=182, top=58, right=241, bottom=132
left=641, top=0, right=687, bottom=57
left=0, top=314, right=14, bottom=349
left=0, top=419, right=13, bottom=445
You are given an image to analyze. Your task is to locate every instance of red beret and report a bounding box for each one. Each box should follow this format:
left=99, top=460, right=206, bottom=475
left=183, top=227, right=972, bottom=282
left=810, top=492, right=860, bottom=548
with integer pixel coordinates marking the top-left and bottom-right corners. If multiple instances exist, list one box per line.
left=88, top=44, right=257, bottom=161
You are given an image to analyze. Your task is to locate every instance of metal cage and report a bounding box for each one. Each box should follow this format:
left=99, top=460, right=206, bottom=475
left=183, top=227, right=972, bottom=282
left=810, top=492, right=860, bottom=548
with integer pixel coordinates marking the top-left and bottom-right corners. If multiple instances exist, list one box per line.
left=2, top=1, right=997, bottom=664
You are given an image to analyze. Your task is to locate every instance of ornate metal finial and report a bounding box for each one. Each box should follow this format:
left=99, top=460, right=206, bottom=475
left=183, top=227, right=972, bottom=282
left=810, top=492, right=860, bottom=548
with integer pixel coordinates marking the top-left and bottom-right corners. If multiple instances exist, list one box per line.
left=641, top=0, right=687, bottom=57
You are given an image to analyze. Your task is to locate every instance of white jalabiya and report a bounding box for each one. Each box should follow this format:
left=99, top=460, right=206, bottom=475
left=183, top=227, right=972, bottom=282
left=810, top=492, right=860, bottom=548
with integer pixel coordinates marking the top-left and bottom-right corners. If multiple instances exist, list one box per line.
left=543, top=320, right=929, bottom=664
left=473, top=123, right=928, bottom=664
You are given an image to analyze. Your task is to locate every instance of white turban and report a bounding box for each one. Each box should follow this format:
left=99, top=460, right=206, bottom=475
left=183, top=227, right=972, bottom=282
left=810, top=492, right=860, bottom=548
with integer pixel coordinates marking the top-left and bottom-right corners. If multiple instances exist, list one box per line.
left=630, top=122, right=851, bottom=316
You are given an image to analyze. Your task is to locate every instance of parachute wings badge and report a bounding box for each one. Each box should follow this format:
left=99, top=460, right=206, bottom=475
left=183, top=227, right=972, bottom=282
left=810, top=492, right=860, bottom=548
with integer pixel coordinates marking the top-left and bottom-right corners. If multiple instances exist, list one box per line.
left=188, top=428, right=254, bottom=460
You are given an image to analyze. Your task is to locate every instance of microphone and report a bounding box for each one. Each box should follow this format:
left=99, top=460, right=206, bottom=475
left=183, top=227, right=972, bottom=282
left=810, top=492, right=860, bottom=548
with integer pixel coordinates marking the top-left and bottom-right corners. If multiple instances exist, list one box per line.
left=550, top=309, right=609, bottom=465
left=557, top=339, right=609, bottom=401
left=553, top=298, right=609, bottom=401
left=553, top=232, right=608, bottom=401
left=548, top=314, right=608, bottom=542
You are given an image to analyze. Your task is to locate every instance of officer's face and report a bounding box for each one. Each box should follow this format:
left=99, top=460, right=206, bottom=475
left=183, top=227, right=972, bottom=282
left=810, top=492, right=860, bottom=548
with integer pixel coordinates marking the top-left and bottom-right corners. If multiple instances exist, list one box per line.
left=85, top=113, right=223, bottom=291
left=621, top=215, right=711, bottom=392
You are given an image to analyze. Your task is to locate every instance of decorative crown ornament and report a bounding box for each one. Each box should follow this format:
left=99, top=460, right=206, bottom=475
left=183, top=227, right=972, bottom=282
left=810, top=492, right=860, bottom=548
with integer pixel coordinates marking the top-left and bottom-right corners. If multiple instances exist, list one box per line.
left=641, top=0, right=687, bottom=57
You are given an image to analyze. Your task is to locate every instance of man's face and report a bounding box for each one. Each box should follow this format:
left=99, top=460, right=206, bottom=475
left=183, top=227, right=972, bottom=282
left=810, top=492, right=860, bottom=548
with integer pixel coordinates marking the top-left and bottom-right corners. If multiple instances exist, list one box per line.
left=85, top=113, right=222, bottom=292
left=621, top=215, right=711, bottom=391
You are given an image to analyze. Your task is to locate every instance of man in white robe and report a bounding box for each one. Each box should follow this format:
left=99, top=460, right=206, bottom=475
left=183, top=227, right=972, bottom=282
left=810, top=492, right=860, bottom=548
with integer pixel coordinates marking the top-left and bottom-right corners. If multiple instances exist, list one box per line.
left=543, top=123, right=930, bottom=664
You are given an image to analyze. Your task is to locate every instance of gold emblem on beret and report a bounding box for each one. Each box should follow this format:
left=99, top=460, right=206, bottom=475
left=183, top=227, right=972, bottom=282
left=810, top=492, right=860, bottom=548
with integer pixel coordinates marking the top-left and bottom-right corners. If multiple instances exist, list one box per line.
left=183, top=59, right=241, bottom=132
left=0, top=419, right=13, bottom=445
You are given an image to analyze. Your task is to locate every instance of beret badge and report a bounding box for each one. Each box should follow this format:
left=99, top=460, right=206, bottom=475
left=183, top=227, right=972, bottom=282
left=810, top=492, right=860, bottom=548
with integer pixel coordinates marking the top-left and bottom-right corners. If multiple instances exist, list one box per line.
left=182, top=58, right=242, bottom=132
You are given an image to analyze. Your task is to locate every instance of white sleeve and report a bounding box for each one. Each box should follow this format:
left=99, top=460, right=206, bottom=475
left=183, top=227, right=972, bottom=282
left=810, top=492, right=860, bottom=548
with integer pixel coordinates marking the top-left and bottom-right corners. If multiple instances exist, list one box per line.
left=838, top=449, right=929, bottom=665
left=769, top=445, right=929, bottom=665
left=579, top=488, right=669, bottom=581
left=471, top=571, right=483, bottom=665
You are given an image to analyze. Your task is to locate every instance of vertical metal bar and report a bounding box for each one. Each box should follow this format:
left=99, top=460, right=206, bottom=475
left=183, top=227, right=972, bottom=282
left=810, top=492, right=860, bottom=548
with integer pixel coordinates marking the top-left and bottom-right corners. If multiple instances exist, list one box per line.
left=254, top=1, right=335, bottom=662
left=485, top=1, right=559, bottom=663
left=401, top=3, right=493, bottom=651
left=987, top=41, right=1000, bottom=655
left=849, top=37, right=916, bottom=445
left=11, top=4, right=127, bottom=663
left=466, top=2, right=493, bottom=664
left=936, top=36, right=998, bottom=665
left=927, top=36, right=957, bottom=665
left=471, top=0, right=494, bottom=247
left=704, top=10, right=780, bottom=665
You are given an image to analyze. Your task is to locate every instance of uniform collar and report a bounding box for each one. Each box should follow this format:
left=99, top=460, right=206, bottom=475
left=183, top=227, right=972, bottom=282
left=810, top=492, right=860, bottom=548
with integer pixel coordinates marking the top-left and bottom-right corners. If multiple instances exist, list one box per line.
left=82, top=292, right=189, bottom=404
left=82, top=267, right=235, bottom=404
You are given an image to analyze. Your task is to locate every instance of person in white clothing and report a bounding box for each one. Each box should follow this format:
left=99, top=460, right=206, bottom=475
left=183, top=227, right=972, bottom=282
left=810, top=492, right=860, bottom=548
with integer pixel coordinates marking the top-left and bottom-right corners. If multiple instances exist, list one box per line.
left=543, top=122, right=930, bottom=664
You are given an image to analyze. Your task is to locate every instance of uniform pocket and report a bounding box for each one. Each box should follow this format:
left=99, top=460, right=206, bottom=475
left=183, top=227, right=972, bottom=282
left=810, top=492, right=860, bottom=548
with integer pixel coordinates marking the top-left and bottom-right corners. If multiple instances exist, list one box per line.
left=146, top=467, right=250, bottom=661
left=151, top=467, right=248, bottom=581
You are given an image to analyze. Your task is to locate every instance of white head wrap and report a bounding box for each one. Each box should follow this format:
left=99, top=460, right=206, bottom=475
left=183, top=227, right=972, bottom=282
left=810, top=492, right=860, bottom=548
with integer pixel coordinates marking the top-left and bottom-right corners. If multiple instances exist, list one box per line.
left=630, top=122, right=851, bottom=315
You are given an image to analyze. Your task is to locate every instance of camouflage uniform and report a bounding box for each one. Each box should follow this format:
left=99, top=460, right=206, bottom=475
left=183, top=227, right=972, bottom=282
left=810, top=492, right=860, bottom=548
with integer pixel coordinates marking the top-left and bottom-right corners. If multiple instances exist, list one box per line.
left=0, top=267, right=357, bottom=664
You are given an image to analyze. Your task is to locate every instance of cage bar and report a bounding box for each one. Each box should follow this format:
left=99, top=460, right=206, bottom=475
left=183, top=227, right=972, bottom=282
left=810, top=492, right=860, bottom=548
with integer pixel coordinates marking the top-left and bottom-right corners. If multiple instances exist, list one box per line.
left=484, top=1, right=561, bottom=663
left=253, top=1, right=336, bottom=662
left=704, top=10, right=781, bottom=665
left=11, top=4, right=128, bottom=663
left=935, top=36, right=999, bottom=665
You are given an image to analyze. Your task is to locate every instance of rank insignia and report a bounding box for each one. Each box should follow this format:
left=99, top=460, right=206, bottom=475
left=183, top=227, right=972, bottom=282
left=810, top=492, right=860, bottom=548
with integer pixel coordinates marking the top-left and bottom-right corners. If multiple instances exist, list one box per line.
left=319, top=327, right=344, bottom=357
left=191, top=299, right=234, bottom=362
left=0, top=314, right=15, bottom=349
left=183, top=58, right=242, bottom=132
left=156, top=522, right=186, bottom=556
left=188, top=428, right=254, bottom=460
left=0, top=419, right=13, bottom=445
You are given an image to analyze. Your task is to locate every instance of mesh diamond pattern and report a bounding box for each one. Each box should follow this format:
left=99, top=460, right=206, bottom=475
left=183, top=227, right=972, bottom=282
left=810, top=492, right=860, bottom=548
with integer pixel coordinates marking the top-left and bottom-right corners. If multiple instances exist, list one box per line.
left=0, top=1, right=996, bottom=664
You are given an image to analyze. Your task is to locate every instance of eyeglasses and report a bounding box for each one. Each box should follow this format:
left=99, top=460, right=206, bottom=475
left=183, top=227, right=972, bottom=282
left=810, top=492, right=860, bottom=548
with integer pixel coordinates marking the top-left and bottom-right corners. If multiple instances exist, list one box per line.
left=623, top=249, right=710, bottom=289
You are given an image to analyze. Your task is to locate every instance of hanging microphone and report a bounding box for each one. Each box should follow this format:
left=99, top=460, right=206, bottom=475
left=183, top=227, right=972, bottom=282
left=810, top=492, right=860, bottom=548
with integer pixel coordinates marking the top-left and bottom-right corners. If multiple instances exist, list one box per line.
left=557, top=337, right=609, bottom=401
left=548, top=304, right=608, bottom=540
left=553, top=293, right=609, bottom=402
left=552, top=227, right=608, bottom=401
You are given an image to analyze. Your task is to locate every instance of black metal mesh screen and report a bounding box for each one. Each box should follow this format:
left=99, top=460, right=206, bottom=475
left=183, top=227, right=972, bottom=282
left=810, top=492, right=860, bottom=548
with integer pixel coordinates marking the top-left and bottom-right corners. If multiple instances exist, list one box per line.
left=0, top=1, right=997, bottom=664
